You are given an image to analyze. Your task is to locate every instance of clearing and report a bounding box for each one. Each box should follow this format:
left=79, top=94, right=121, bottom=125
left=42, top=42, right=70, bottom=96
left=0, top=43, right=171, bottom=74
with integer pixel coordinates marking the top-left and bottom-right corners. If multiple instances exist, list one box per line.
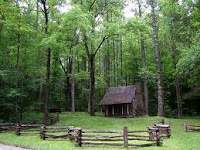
left=0, top=112, right=199, bottom=150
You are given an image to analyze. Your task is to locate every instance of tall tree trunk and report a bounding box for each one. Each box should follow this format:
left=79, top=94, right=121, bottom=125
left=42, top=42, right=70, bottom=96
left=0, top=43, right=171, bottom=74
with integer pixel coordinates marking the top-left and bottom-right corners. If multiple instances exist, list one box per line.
left=82, top=56, right=88, bottom=111
left=15, top=32, right=20, bottom=123
left=120, top=36, right=123, bottom=77
left=36, top=0, right=39, bottom=31
left=169, top=3, right=183, bottom=117
left=106, top=39, right=110, bottom=87
left=84, top=35, right=107, bottom=116
left=140, top=36, right=149, bottom=115
left=71, top=51, right=75, bottom=112
left=36, top=0, right=44, bottom=101
left=149, top=0, right=164, bottom=116
left=15, top=1, right=21, bottom=122
left=172, top=44, right=182, bottom=117
left=87, top=60, right=91, bottom=113
left=42, top=0, right=50, bottom=124
left=44, top=48, right=50, bottom=123
left=36, top=0, right=44, bottom=103
left=112, top=39, right=116, bottom=85
left=64, top=76, right=69, bottom=111
left=89, top=56, right=95, bottom=116
left=116, top=37, right=119, bottom=86
left=137, top=0, right=149, bottom=115
left=105, top=8, right=110, bottom=88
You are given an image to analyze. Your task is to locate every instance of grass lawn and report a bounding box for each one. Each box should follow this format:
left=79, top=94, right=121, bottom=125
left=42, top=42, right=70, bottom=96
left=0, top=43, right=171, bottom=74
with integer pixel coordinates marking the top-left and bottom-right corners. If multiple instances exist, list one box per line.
left=0, top=112, right=200, bottom=150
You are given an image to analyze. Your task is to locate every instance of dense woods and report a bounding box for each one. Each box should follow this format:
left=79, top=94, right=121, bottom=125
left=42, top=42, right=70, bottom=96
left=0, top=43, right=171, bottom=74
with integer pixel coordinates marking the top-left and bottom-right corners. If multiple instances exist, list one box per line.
left=0, top=0, right=200, bottom=122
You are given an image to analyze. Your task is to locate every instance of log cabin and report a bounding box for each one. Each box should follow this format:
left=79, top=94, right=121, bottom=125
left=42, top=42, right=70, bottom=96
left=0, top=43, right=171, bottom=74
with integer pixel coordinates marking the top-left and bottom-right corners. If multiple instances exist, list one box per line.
left=99, top=85, right=145, bottom=117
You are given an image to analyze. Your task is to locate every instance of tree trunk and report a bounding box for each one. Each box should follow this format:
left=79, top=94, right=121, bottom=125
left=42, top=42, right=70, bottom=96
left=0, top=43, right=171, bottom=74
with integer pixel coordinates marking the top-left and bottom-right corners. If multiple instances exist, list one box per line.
left=138, top=0, right=149, bottom=115
left=84, top=35, right=107, bottom=116
left=89, top=56, right=95, bottom=116
left=44, top=48, right=50, bottom=123
left=42, top=0, right=50, bottom=124
left=112, top=39, right=116, bottom=85
left=172, top=44, right=182, bottom=117
left=36, top=0, right=43, bottom=104
left=36, top=0, right=39, bottom=31
left=15, top=32, right=20, bottom=123
left=15, top=1, right=21, bottom=122
left=149, top=0, right=164, bottom=116
left=71, top=51, right=75, bottom=112
left=175, top=75, right=182, bottom=117
left=106, top=39, right=110, bottom=87
left=82, top=56, right=88, bottom=111
left=120, top=36, right=123, bottom=77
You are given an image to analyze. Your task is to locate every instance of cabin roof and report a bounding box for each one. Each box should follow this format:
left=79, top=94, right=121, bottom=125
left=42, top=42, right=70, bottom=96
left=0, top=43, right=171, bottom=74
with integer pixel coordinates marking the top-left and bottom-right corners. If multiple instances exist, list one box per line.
left=99, top=85, right=137, bottom=105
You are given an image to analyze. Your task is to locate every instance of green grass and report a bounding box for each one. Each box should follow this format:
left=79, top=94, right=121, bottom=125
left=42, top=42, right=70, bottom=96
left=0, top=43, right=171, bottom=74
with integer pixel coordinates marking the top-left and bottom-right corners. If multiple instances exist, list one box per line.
left=0, top=112, right=200, bottom=150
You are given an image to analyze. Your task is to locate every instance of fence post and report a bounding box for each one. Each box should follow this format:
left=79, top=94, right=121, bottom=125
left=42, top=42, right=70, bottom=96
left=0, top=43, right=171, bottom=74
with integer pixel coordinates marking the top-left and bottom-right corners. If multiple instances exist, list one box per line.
left=184, top=122, right=188, bottom=132
left=15, top=123, right=21, bottom=136
left=123, top=127, right=128, bottom=148
left=68, top=129, right=72, bottom=141
left=40, top=125, right=46, bottom=140
left=148, top=127, right=154, bottom=141
left=74, top=128, right=82, bottom=147
left=156, top=129, right=161, bottom=146
left=167, top=127, right=171, bottom=138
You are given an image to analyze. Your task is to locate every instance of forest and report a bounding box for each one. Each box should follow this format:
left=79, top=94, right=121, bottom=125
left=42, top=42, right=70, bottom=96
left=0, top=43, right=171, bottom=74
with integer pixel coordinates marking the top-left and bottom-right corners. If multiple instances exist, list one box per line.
left=0, top=0, right=200, bottom=123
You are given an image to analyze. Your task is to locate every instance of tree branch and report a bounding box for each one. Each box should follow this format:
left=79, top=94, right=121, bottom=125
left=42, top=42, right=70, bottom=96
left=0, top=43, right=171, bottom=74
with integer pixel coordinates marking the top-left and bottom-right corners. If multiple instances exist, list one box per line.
left=58, top=57, right=68, bottom=75
left=89, top=0, right=97, bottom=12
left=94, top=35, right=108, bottom=57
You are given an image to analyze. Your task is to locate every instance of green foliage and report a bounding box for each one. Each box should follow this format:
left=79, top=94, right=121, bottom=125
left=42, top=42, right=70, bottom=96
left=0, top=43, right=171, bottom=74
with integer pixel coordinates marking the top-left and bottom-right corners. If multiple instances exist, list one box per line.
left=177, top=43, right=200, bottom=75
left=1, top=0, right=200, bottom=120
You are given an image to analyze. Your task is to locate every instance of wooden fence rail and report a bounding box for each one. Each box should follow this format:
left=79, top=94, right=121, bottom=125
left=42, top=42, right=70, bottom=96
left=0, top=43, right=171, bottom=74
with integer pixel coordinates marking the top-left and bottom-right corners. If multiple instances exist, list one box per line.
left=0, top=123, right=15, bottom=133
left=0, top=113, right=60, bottom=134
left=39, top=126, right=162, bottom=148
left=184, top=122, right=200, bottom=132
left=148, top=119, right=171, bottom=138
left=70, top=127, right=162, bottom=148
left=40, top=125, right=74, bottom=140
left=15, top=123, right=41, bottom=136
left=1, top=121, right=164, bottom=148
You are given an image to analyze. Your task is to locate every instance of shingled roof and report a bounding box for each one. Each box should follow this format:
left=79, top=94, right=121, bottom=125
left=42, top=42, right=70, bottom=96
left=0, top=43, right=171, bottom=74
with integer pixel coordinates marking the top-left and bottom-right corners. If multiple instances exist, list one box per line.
left=99, top=85, right=137, bottom=105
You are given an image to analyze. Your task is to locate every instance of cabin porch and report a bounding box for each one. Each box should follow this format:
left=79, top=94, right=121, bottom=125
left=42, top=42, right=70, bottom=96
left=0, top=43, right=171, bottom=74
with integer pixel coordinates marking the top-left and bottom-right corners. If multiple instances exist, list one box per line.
left=104, top=104, right=134, bottom=117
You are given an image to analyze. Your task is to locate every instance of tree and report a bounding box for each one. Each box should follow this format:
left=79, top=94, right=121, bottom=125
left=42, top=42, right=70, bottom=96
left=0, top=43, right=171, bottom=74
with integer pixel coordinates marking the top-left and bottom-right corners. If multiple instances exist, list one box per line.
left=40, top=0, right=50, bottom=124
left=71, top=0, right=123, bottom=115
left=149, top=0, right=164, bottom=116
left=137, top=0, right=149, bottom=115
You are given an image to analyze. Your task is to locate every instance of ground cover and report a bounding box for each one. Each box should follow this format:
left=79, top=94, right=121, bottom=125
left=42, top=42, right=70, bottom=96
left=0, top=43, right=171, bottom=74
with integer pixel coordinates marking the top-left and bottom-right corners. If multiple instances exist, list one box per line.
left=0, top=112, right=199, bottom=150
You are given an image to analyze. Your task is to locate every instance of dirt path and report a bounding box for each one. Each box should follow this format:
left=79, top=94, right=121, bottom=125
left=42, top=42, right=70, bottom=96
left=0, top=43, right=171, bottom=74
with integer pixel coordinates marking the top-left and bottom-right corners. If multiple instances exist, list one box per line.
left=0, top=144, right=34, bottom=150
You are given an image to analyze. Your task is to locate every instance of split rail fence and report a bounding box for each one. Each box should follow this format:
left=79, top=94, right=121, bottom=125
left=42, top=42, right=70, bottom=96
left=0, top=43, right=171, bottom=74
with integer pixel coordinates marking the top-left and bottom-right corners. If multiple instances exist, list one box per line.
left=40, top=126, right=162, bottom=148
left=40, top=126, right=74, bottom=140
left=0, top=123, right=15, bottom=133
left=0, top=118, right=166, bottom=149
left=149, top=119, right=171, bottom=138
left=184, top=122, right=200, bottom=132
left=15, top=124, right=41, bottom=136
left=0, top=113, right=60, bottom=135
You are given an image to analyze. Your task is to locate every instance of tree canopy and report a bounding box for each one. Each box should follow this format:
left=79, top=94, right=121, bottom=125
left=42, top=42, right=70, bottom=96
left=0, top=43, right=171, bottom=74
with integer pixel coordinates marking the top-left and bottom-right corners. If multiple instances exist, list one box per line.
left=0, top=0, right=200, bottom=122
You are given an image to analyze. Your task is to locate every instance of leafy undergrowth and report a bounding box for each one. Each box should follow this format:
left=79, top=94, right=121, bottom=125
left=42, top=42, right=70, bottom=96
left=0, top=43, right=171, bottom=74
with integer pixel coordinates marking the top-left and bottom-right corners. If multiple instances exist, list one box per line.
left=0, top=112, right=200, bottom=150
